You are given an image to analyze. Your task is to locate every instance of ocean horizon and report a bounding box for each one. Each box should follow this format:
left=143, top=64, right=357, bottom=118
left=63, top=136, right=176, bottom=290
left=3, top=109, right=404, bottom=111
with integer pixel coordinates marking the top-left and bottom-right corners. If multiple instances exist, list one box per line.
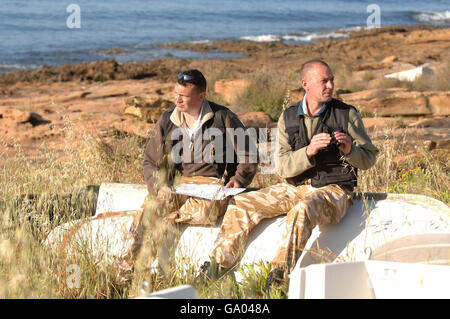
left=0, top=0, right=449, bottom=74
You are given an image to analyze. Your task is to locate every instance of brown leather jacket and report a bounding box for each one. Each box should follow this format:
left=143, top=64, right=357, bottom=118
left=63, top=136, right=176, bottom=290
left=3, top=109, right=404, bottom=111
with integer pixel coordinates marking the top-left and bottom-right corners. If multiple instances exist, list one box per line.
left=143, top=100, right=258, bottom=194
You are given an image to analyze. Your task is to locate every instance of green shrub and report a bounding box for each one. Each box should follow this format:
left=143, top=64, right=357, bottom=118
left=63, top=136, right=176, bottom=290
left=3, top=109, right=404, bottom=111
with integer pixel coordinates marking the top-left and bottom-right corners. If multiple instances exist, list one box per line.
left=236, top=71, right=288, bottom=121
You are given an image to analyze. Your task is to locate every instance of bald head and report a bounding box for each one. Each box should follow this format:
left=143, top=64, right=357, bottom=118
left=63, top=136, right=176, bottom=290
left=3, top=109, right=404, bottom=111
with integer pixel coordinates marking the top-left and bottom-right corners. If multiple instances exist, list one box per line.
left=300, top=60, right=335, bottom=109
left=300, top=60, right=332, bottom=82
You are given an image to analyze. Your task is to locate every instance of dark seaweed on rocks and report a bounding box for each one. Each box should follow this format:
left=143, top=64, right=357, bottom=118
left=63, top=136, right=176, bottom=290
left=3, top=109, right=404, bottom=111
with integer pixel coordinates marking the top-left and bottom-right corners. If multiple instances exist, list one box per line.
left=0, top=59, right=192, bottom=85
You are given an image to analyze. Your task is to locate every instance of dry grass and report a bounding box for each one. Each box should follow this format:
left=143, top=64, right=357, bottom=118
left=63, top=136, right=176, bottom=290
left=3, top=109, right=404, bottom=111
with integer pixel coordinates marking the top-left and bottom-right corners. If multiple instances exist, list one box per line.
left=0, top=120, right=145, bottom=298
left=0, top=89, right=448, bottom=298
left=356, top=126, right=449, bottom=203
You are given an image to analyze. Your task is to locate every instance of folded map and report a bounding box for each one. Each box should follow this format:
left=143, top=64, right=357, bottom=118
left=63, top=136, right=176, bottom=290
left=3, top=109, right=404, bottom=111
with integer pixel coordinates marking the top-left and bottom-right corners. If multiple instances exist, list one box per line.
left=173, top=184, right=246, bottom=200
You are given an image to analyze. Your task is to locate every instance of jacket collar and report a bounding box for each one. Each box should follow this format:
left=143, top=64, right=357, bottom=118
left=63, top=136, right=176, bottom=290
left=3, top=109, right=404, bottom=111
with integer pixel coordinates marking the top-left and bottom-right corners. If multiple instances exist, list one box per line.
left=170, top=99, right=214, bottom=128
left=297, top=95, right=328, bottom=117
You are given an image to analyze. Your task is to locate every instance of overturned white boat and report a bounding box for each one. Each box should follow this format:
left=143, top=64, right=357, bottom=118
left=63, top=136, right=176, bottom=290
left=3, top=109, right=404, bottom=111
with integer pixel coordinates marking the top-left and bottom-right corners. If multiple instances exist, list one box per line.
left=45, top=183, right=450, bottom=298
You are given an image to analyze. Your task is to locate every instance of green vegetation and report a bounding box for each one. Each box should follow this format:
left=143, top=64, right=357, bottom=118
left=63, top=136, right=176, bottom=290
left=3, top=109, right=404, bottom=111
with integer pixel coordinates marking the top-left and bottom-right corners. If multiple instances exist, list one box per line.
left=234, top=69, right=289, bottom=121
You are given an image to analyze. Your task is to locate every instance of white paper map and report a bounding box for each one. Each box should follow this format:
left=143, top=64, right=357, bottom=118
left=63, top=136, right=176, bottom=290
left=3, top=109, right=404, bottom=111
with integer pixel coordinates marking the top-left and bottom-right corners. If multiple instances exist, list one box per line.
left=173, top=184, right=246, bottom=200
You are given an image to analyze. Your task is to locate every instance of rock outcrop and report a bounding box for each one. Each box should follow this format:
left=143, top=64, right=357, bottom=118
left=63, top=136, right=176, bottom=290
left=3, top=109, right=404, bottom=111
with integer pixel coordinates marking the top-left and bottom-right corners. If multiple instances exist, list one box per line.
left=239, top=111, right=273, bottom=129
left=123, top=96, right=173, bottom=123
left=0, top=25, right=448, bottom=167
left=340, top=89, right=449, bottom=117
left=214, top=79, right=249, bottom=104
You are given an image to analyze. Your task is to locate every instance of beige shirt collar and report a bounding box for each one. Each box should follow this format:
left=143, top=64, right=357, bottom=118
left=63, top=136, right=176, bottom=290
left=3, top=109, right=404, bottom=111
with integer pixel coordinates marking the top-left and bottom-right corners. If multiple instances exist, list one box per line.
left=170, top=99, right=214, bottom=128
left=301, top=94, right=328, bottom=117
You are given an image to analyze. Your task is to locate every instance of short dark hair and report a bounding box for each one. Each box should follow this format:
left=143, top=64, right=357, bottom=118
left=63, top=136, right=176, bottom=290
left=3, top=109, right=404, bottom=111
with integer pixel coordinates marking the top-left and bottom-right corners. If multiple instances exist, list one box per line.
left=299, top=59, right=331, bottom=81
left=177, top=69, right=207, bottom=92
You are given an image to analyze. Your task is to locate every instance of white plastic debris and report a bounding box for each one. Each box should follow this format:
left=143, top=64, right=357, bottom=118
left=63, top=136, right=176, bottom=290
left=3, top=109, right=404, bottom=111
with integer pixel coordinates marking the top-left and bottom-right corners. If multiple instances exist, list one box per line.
left=288, top=260, right=450, bottom=299
left=384, top=64, right=433, bottom=82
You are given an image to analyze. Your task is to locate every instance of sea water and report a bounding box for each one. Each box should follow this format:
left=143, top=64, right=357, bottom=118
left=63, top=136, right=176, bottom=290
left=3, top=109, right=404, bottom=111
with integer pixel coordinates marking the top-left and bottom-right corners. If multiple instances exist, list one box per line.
left=0, top=0, right=448, bottom=73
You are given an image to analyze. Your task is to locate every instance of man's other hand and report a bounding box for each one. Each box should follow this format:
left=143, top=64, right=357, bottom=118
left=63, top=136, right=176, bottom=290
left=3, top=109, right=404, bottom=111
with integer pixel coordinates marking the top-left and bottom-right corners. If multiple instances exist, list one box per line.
left=306, top=133, right=332, bottom=158
left=157, top=186, right=172, bottom=203
left=225, top=179, right=242, bottom=188
left=334, top=131, right=352, bottom=155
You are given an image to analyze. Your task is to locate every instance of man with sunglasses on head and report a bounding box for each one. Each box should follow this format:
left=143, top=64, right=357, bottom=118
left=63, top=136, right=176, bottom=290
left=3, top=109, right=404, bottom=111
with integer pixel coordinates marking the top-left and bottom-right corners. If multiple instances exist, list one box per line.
left=142, top=69, right=257, bottom=273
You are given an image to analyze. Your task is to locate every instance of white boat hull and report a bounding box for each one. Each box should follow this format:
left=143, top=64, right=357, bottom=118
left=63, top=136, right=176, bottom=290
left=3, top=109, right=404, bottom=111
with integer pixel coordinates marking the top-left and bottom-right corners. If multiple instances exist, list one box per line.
left=46, top=183, right=450, bottom=298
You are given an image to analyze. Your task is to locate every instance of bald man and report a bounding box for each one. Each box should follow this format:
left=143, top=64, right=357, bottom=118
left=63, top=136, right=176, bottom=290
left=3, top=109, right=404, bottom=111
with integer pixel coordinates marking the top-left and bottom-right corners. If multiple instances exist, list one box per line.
left=199, top=60, right=379, bottom=292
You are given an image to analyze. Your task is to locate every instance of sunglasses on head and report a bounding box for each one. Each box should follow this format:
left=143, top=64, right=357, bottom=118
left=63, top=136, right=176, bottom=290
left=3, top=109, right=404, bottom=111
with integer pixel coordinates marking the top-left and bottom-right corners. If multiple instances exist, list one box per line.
left=178, top=73, right=194, bottom=81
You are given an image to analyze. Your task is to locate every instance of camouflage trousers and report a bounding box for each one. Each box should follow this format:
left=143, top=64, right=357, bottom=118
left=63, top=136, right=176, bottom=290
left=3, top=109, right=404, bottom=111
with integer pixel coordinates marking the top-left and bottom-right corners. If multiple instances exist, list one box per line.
left=161, top=176, right=231, bottom=225
left=138, top=175, right=230, bottom=275
left=209, top=183, right=353, bottom=272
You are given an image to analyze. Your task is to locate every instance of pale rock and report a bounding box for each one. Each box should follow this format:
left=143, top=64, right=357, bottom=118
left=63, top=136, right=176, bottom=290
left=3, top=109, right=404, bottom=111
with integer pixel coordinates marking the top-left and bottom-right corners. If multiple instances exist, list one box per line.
left=408, top=116, right=450, bottom=128
left=426, top=93, right=450, bottom=116
left=239, top=111, right=273, bottom=128
left=123, top=96, right=173, bottom=123
left=366, top=94, right=430, bottom=116
left=362, top=117, right=398, bottom=130
left=382, top=55, right=398, bottom=63
left=341, top=89, right=431, bottom=116
left=0, top=107, right=49, bottom=126
left=214, top=79, right=249, bottom=104
left=111, top=118, right=155, bottom=138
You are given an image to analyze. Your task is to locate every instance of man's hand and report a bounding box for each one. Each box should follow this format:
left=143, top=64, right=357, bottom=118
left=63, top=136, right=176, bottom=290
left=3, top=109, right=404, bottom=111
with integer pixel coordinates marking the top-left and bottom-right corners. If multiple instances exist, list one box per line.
left=334, top=132, right=352, bottom=155
left=306, top=133, right=332, bottom=158
left=225, top=179, right=242, bottom=188
left=157, top=186, right=172, bottom=203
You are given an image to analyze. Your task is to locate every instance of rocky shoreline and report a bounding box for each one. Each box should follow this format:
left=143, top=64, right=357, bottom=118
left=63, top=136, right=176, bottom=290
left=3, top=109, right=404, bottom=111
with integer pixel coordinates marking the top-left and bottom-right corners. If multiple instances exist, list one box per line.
left=0, top=25, right=449, bottom=168
left=1, top=25, right=446, bottom=86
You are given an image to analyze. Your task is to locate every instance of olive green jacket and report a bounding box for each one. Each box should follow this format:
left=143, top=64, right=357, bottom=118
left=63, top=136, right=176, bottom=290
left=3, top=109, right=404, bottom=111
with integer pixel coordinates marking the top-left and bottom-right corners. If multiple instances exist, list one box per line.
left=276, top=101, right=379, bottom=179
